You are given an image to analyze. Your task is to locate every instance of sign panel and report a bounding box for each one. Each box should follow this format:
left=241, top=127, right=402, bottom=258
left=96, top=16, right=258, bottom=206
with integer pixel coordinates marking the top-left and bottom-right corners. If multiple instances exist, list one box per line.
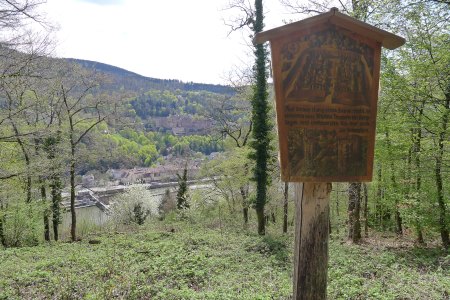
left=271, top=25, right=381, bottom=182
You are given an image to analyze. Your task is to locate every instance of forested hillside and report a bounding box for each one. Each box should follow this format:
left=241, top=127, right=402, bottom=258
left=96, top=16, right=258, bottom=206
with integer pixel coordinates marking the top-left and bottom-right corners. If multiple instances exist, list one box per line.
left=59, top=59, right=233, bottom=171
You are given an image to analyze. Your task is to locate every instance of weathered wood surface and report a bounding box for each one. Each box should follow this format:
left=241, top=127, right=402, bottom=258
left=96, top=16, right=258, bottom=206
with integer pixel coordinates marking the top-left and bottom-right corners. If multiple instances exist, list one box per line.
left=253, top=8, right=405, bottom=183
left=269, top=23, right=381, bottom=183
left=293, top=182, right=331, bottom=300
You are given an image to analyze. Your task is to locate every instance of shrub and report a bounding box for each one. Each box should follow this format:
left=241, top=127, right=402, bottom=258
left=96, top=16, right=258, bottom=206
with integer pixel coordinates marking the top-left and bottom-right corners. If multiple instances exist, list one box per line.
left=1, top=201, right=45, bottom=247
left=158, top=189, right=176, bottom=220
left=110, top=187, right=156, bottom=226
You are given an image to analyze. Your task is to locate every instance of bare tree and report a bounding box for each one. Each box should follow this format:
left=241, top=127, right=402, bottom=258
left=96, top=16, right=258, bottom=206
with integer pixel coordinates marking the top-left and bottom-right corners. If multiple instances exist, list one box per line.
left=57, top=64, right=116, bottom=242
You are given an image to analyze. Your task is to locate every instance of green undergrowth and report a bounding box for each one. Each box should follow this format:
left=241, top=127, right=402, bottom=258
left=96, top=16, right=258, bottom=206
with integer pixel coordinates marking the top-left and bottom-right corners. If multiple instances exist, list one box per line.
left=0, top=222, right=291, bottom=300
left=0, top=221, right=448, bottom=300
left=328, top=238, right=449, bottom=299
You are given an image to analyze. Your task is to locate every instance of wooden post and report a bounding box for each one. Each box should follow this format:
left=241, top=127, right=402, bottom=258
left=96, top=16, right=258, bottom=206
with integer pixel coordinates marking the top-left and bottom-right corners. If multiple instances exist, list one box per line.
left=293, top=182, right=331, bottom=300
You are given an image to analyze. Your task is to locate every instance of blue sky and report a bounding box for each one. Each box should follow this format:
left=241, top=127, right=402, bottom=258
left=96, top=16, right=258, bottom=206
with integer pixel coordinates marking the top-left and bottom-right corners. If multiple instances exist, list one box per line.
left=44, top=0, right=288, bottom=84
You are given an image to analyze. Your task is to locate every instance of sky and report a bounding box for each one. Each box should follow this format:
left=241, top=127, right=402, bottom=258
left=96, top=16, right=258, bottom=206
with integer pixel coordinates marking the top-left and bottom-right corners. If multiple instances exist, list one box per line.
left=42, top=0, right=292, bottom=85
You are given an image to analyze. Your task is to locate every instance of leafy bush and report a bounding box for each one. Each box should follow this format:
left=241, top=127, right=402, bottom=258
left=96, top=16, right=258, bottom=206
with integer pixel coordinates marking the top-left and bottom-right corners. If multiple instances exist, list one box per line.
left=158, top=189, right=176, bottom=220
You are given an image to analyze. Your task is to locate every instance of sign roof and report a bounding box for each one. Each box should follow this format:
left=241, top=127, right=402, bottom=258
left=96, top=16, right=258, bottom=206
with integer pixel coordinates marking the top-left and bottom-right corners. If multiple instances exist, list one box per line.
left=254, top=7, right=405, bottom=49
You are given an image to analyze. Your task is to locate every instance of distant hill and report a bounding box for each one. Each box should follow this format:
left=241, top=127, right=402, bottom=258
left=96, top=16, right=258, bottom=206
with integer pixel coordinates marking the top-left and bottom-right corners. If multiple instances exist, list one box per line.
left=66, top=58, right=145, bottom=79
left=66, top=58, right=235, bottom=95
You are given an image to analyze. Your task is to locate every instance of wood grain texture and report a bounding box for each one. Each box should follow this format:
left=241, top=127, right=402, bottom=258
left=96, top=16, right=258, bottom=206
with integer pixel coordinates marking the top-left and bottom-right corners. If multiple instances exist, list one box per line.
left=293, top=182, right=331, bottom=300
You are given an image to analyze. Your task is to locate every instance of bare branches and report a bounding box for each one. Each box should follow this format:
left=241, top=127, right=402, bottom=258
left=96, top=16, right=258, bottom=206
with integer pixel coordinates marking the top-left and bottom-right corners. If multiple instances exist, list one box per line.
left=428, top=0, right=450, bottom=5
left=206, top=91, right=252, bottom=148
left=222, top=61, right=253, bottom=91
left=0, top=0, right=56, bottom=75
left=223, top=0, right=255, bottom=34
left=279, top=0, right=333, bottom=16
left=0, top=0, right=49, bottom=30
left=74, top=115, right=106, bottom=147
left=0, top=170, right=21, bottom=179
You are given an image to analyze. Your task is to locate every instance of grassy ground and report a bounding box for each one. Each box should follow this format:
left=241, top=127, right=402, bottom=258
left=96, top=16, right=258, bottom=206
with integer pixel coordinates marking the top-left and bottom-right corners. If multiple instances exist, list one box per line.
left=0, top=218, right=448, bottom=300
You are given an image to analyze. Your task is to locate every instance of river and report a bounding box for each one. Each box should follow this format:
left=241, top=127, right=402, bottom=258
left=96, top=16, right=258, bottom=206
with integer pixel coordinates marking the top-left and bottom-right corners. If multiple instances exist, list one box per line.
left=61, top=184, right=211, bottom=235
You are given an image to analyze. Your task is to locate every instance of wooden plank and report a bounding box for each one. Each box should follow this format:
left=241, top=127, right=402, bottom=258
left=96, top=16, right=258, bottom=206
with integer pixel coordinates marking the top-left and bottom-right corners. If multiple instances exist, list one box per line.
left=254, top=7, right=405, bottom=49
left=293, top=182, right=331, bottom=300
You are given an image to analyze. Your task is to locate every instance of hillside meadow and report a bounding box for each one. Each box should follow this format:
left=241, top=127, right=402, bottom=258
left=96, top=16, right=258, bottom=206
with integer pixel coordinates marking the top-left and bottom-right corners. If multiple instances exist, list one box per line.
left=0, top=212, right=448, bottom=300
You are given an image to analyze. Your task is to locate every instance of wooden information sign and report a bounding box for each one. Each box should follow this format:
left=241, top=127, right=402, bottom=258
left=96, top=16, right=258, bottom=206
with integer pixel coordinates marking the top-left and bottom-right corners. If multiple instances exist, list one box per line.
left=255, top=8, right=405, bottom=183
left=255, top=8, right=405, bottom=300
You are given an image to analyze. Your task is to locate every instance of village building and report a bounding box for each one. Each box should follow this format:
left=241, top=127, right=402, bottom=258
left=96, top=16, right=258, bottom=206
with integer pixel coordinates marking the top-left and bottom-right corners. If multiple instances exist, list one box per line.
left=149, top=115, right=213, bottom=135
left=107, top=162, right=200, bottom=185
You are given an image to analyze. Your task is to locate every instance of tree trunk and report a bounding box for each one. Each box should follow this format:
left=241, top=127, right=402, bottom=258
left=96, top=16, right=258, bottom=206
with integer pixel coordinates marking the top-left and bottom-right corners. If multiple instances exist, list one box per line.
left=283, top=182, right=289, bottom=233
left=412, top=102, right=425, bottom=244
left=224, top=194, right=233, bottom=214
left=230, top=191, right=236, bottom=213
left=375, top=164, right=383, bottom=229
left=51, top=175, right=61, bottom=241
left=408, top=141, right=424, bottom=244
left=43, top=134, right=62, bottom=241
left=394, top=200, right=403, bottom=235
left=329, top=216, right=332, bottom=235
left=68, top=112, right=78, bottom=242
left=34, top=138, right=50, bottom=242
left=240, top=186, right=249, bottom=225
left=70, top=158, right=77, bottom=242
left=334, top=183, right=340, bottom=234
left=362, top=183, right=369, bottom=238
left=11, top=122, right=31, bottom=203
left=0, top=217, right=4, bottom=247
left=256, top=207, right=265, bottom=235
left=60, top=78, right=105, bottom=242
left=435, top=156, right=449, bottom=249
left=348, top=183, right=361, bottom=243
left=26, top=176, right=32, bottom=203
left=243, top=207, right=249, bottom=225
left=293, top=183, right=331, bottom=300
left=435, top=91, right=449, bottom=249
left=0, top=199, right=5, bottom=247
left=41, top=182, right=50, bottom=241
left=412, top=155, right=424, bottom=245
left=385, top=130, right=403, bottom=235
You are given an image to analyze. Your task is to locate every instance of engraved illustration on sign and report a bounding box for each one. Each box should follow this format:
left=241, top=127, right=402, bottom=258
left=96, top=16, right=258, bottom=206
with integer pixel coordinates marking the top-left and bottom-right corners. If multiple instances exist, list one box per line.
left=281, top=28, right=374, bottom=106
left=287, top=128, right=368, bottom=178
